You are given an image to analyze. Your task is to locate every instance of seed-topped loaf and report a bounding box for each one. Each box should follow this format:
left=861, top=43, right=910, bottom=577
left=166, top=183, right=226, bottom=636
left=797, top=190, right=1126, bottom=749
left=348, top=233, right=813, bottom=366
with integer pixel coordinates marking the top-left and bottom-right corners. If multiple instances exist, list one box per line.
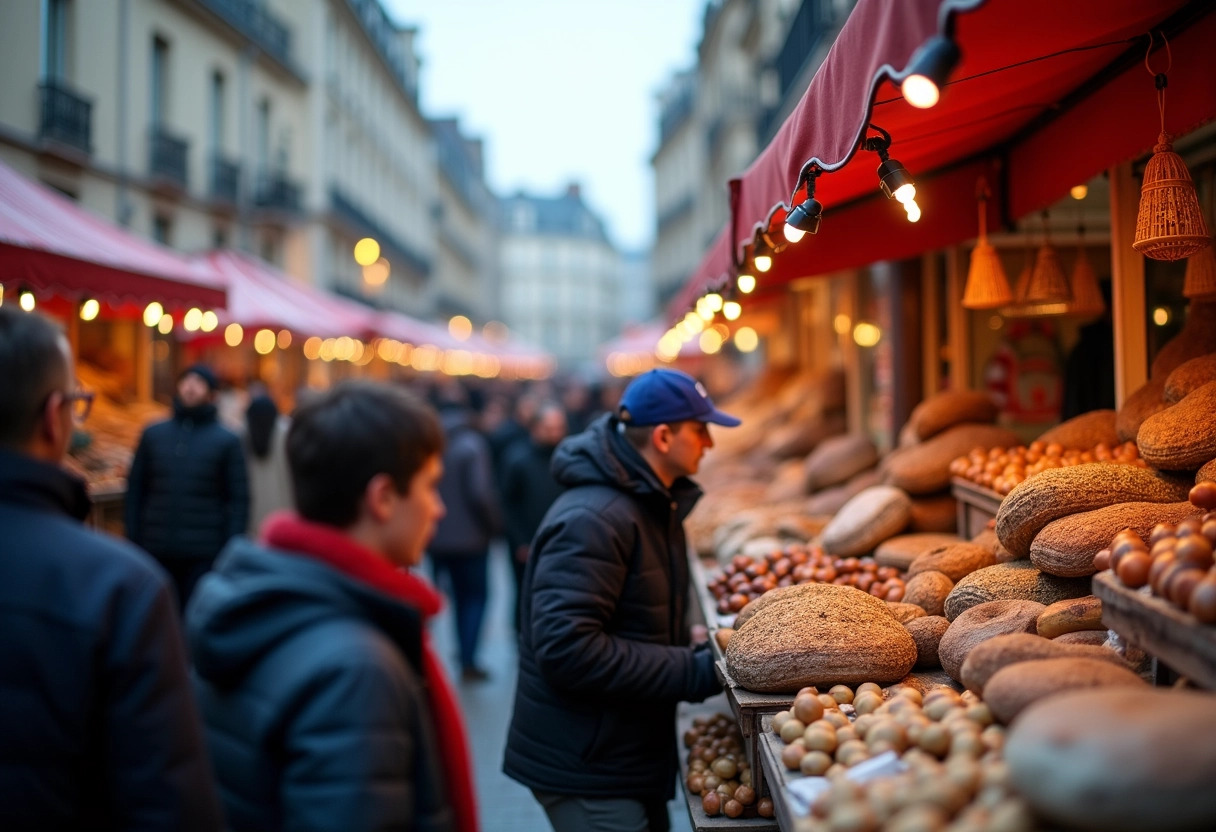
left=944, top=560, right=1093, bottom=621
left=937, top=599, right=1045, bottom=681
left=884, top=423, right=1021, bottom=495
left=1029, top=500, right=1200, bottom=577
left=1164, top=353, right=1216, bottom=403
left=1115, top=377, right=1168, bottom=443
left=874, top=533, right=962, bottom=571
left=904, top=615, right=950, bottom=669
left=908, top=542, right=999, bottom=582
left=902, top=570, right=955, bottom=616
left=1137, top=380, right=1216, bottom=470
left=907, top=390, right=999, bottom=441
left=1035, top=409, right=1119, bottom=450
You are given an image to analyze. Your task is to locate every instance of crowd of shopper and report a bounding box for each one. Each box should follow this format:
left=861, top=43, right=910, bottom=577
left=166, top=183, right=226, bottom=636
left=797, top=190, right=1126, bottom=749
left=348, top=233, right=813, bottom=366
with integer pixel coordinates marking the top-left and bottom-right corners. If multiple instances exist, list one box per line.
left=0, top=305, right=734, bottom=832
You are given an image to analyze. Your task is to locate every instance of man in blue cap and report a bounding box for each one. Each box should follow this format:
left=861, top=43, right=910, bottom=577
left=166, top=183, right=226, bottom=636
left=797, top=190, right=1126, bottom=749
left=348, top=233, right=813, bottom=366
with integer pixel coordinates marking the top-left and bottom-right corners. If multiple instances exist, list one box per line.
left=504, top=368, right=739, bottom=832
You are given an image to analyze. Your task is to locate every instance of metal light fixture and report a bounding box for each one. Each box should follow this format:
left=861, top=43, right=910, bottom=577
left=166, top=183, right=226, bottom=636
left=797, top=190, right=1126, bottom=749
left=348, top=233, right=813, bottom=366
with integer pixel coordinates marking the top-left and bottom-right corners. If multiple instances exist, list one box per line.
left=902, top=34, right=960, bottom=109
left=863, top=125, right=920, bottom=221
left=784, top=166, right=823, bottom=242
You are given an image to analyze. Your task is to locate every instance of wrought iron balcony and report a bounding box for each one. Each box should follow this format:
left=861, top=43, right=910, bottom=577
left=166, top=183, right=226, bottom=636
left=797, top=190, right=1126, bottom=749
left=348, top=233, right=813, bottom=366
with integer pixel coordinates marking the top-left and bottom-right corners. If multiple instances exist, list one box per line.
left=39, top=81, right=93, bottom=157
left=194, top=0, right=294, bottom=71
left=254, top=170, right=301, bottom=213
left=210, top=154, right=241, bottom=206
left=149, top=127, right=189, bottom=191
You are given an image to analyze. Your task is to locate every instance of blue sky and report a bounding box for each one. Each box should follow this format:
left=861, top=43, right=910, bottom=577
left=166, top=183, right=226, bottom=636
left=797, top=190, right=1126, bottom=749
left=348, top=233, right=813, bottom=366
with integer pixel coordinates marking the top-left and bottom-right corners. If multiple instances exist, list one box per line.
left=382, top=0, right=705, bottom=251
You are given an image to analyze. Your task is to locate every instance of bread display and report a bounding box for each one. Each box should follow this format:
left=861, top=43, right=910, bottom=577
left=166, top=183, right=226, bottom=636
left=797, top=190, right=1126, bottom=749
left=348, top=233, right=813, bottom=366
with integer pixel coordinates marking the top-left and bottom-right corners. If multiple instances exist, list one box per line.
left=1029, top=500, right=1200, bottom=577
left=1137, top=380, right=1216, bottom=470
left=982, top=657, right=1147, bottom=724
left=803, top=433, right=879, bottom=492
left=937, top=599, right=1046, bottom=681
left=1163, top=352, right=1216, bottom=403
left=907, top=542, right=998, bottom=582
left=902, top=570, right=954, bottom=617
left=958, top=632, right=1128, bottom=695
left=819, top=485, right=912, bottom=557
left=884, top=423, right=1020, bottom=495
left=904, top=615, right=950, bottom=669
left=944, top=561, right=1092, bottom=621
left=907, top=390, right=998, bottom=441
left=1034, top=408, right=1119, bottom=450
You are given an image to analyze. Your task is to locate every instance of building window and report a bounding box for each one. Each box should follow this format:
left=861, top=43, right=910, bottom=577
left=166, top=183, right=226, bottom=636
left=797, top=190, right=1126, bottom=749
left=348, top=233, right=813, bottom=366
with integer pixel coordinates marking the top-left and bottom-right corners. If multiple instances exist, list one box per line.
left=260, top=233, right=278, bottom=265
left=256, top=97, right=271, bottom=174
left=150, top=35, right=169, bottom=126
left=210, top=70, right=225, bottom=151
left=212, top=226, right=228, bottom=249
left=43, top=0, right=71, bottom=81
left=152, top=214, right=172, bottom=245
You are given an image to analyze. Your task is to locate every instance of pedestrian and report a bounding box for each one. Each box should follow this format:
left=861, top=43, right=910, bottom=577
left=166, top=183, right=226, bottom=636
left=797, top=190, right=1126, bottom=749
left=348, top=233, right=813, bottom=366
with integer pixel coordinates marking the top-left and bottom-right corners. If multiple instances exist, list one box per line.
left=124, top=363, right=249, bottom=608
left=186, top=380, right=478, bottom=832
left=429, top=393, right=501, bottom=682
left=503, top=368, right=737, bottom=832
left=240, top=392, right=292, bottom=536
left=500, top=400, right=567, bottom=630
left=0, top=307, right=223, bottom=830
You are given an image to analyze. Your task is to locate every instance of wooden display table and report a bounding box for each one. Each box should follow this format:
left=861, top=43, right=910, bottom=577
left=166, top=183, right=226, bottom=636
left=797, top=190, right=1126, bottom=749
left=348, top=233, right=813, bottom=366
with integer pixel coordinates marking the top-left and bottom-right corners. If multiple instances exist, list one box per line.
left=951, top=477, right=1003, bottom=538
left=88, top=484, right=125, bottom=536
left=1093, top=570, right=1216, bottom=690
left=713, top=659, right=796, bottom=797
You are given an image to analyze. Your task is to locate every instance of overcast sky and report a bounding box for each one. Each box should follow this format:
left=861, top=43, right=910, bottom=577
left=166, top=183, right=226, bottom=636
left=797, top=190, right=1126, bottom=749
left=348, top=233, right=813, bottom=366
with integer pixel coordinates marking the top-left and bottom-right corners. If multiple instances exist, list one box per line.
left=382, top=0, right=705, bottom=252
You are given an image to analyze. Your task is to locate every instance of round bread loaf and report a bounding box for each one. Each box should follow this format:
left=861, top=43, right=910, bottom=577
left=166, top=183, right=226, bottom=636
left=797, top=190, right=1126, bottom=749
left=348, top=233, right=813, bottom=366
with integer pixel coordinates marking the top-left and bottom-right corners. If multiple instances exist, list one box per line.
left=1035, top=409, right=1119, bottom=450
left=885, top=602, right=927, bottom=624
left=763, top=413, right=847, bottom=460
left=1005, top=687, right=1216, bottom=832
left=1164, top=353, right=1216, bottom=403
left=1137, top=381, right=1216, bottom=471
left=944, top=561, right=1093, bottom=621
left=969, top=527, right=1017, bottom=562
left=724, top=583, right=917, bottom=692
left=994, top=463, right=1191, bottom=559
left=983, top=657, right=1147, bottom=724
left=907, top=492, right=958, bottom=533
left=959, top=632, right=1127, bottom=695
left=937, top=599, right=1045, bottom=681
left=874, top=533, right=961, bottom=571
left=903, top=570, right=955, bottom=616
left=820, top=485, right=912, bottom=556
left=1029, top=500, right=1200, bottom=577
left=732, top=582, right=809, bottom=630
left=908, top=542, right=999, bottom=582
left=1199, top=458, right=1216, bottom=484
left=804, top=433, right=879, bottom=492
left=908, top=390, right=999, bottom=441
left=904, top=615, right=950, bottom=669
left=884, top=423, right=1021, bottom=495
left=1115, top=377, right=1168, bottom=442
left=1051, top=630, right=1110, bottom=646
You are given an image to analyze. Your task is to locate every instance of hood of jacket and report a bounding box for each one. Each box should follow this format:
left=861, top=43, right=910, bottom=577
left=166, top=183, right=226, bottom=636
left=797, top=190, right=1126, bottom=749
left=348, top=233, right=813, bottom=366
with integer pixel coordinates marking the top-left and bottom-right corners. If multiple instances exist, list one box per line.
left=0, top=448, right=91, bottom=521
left=173, top=400, right=219, bottom=423
left=187, top=537, right=422, bottom=689
left=550, top=413, right=701, bottom=520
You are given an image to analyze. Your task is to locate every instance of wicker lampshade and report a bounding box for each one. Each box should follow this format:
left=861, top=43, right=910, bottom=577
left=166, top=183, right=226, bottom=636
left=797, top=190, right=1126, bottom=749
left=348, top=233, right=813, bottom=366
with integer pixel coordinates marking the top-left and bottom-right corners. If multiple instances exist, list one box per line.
left=1184, top=237, right=1216, bottom=300
left=962, top=190, right=1013, bottom=309
left=1134, top=133, right=1211, bottom=260
left=1025, top=243, right=1071, bottom=304
left=1067, top=246, right=1105, bottom=318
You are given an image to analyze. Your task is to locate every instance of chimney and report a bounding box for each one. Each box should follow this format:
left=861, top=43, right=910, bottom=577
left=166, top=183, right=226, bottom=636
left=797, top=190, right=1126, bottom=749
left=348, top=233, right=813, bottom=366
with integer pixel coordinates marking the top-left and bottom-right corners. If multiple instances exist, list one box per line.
left=566, top=182, right=581, bottom=200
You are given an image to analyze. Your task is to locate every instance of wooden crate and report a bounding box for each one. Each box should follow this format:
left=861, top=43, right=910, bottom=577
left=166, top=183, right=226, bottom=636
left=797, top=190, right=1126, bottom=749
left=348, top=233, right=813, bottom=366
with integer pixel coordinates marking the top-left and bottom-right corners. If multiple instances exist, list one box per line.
left=951, top=477, right=1003, bottom=539
left=714, top=659, right=796, bottom=796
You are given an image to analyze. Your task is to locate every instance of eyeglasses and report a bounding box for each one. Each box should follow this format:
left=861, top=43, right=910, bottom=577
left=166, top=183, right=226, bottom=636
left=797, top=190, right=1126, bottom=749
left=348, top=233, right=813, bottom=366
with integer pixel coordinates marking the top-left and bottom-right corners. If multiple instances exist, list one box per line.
left=65, top=387, right=94, bottom=423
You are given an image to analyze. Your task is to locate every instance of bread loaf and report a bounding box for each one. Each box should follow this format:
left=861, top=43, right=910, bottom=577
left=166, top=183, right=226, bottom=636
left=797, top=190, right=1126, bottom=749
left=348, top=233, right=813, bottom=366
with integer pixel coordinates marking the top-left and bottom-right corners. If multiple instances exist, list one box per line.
left=885, top=602, right=927, bottom=624
left=1036, top=596, right=1103, bottom=638
left=937, top=599, right=1046, bottom=681
left=1115, top=377, right=1168, bottom=442
left=904, top=615, right=950, bottom=670
left=874, top=533, right=961, bottom=571
left=983, top=657, right=1147, bottom=724
left=805, top=468, right=883, bottom=516
left=1137, top=380, right=1216, bottom=471
left=995, top=463, right=1191, bottom=559
left=944, top=561, right=1093, bottom=620
left=908, top=542, right=998, bottom=582
left=724, top=583, right=917, bottom=692
left=1035, top=409, right=1119, bottom=450
left=884, top=423, right=1021, bottom=495
left=908, top=390, right=999, bottom=440
left=804, top=434, right=879, bottom=492
left=763, top=412, right=847, bottom=460
left=1200, top=458, right=1216, bottom=484
left=1149, top=300, right=1216, bottom=378
left=763, top=458, right=809, bottom=501
left=907, top=492, right=958, bottom=533
left=959, top=632, right=1127, bottom=695
left=1029, top=500, right=1200, bottom=577
left=1164, top=353, right=1216, bottom=403
left=902, top=570, right=954, bottom=617
left=1005, top=687, right=1216, bottom=832
left=733, top=582, right=808, bottom=630
left=819, top=485, right=912, bottom=556
left=1052, top=630, right=1110, bottom=646
left=970, top=527, right=1017, bottom=562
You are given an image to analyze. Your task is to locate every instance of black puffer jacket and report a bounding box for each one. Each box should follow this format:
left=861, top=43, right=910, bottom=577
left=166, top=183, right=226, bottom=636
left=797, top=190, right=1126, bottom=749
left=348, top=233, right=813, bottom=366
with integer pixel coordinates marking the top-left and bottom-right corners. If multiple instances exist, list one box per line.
left=502, top=414, right=720, bottom=800
left=125, top=401, right=249, bottom=560
left=428, top=409, right=499, bottom=557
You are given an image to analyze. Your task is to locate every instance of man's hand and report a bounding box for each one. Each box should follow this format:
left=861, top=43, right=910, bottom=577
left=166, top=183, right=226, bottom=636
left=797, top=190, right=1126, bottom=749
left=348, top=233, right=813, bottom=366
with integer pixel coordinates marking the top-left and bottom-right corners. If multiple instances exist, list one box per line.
left=690, top=624, right=709, bottom=645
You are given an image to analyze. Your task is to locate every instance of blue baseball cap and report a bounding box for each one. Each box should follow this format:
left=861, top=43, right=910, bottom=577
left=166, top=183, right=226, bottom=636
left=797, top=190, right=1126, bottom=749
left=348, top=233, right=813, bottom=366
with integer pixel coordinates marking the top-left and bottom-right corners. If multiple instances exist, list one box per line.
left=618, top=369, right=741, bottom=427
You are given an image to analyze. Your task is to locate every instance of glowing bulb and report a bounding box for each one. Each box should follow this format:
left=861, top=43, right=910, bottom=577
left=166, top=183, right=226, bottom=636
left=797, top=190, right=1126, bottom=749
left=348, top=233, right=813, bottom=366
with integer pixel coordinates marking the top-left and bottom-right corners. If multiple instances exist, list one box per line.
left=277, top=329, right=292, bottom=349
left=699, top=328, right=724, bottom=354
left=705, top=293, right=723, bottom=312
left=893, top=183, right=917, bottom=204
left=723, top=301, right=741, bottom=321
left=183, top=307, right=203, bottom=331
left=1070, top=184, right=1088, bottom=200
left=200, top=311, right=218, bottom=332
left=254, top=329, right=276, bottom=355
left=353, top=237, right=381, bottom=266
left=905, top=200, right=922, bottom=223
left=754, top=253, right=772, bottom=273
left=697, top=303, right=714, bottom=322
left=902, top=75, right=940, bottom=109
left=157, top=314, right=173, bottom=334
left=833, top=314, right=851, bottom=335
left=303, top=336, right=322, bottom=359
left=224, top=323, right=244, bottom=346
left=363, top=258, right=390, bottom=287
left=143, top=302, right=163, bottom=327
left=734, top=326, right=759, bottom=353
left=853, top=322, right=882, bottom=347
left=449, top=315, right=473, bottom=341
left=79, top=299, right=100, bottom=321
left=19, top=290, right=36, bottom=312
left=784, top=223, right=806, bottom=243
left=737, top=274, right=756, bottom=294
left=1153, top=307, right=1170, bottom=326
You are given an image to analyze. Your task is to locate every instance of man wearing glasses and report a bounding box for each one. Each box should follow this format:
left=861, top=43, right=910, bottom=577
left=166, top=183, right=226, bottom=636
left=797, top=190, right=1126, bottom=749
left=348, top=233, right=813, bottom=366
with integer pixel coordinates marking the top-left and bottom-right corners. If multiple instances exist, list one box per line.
left=0, top=307, right=222, bottom=829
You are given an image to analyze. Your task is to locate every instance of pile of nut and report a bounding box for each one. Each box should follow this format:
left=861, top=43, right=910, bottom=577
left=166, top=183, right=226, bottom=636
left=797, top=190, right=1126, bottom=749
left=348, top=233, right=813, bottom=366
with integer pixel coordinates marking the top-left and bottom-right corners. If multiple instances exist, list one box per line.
left=683, top=712, right=773, bottom=819
left=949, top=440, right=1144, bottom=495
left=708, top=548, right=906, bottom=617
left=1095, top=481, right=1216, bottom=623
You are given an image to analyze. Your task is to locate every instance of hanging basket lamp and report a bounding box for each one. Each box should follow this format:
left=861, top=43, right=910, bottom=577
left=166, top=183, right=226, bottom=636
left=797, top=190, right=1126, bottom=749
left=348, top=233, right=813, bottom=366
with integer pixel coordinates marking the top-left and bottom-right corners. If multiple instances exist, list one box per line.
left=1067, top=226, right=1106, bottom=318
left=1184, top=237, right=1216, bottom=300
left=962, top=180, right=1014, bottom=309
left=1025, top=213, right=1071, bottom=305
left=1132, top=33, right=1211, bottom=261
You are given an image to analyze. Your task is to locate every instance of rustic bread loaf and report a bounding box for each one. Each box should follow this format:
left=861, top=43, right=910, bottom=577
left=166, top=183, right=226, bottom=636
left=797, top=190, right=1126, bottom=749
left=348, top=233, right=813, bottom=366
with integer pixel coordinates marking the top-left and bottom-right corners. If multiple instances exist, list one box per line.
left=1200, top=458, right=1216, bottom=484
left=819, top=485, right=912, bottom=556
left=908, top=542, right=998, bottom=582
left=874, top=533, right=962, bottom=571
left=885, top=602, right=927, bottom=623
left=803, top=433, right=879, bottom=492
left=937, top=599, right=1046, bottom=682
left=1052, top=630, right=1110, bottom=646
left=904, top=615, right=950, bottom=669
left=1164, top=353, right=1216, bottom=403
left=804, top=468, right=882, bottom=516
left=994, top=463, right=1191, bottom=559
left=1036, top=596, right=1103, bottom=638
left=724, top=583, right=917, bottom=692
left=959, top=632, right=1127, bottom=695
left=907, top=492, right=958, bottom=533
left=1005, top=687, right=1216, bottom=832
left=908, top=390, right=999, bottom=441
left=764, top=457, right=812, bottom=501
left=1115, top=377, right=1168, bottom=442
left=762, top=412, right=847, bottom=460
left=1035, top=409, right=1119, bottom=450
left=1137, top=380, right=1216, bottom=471
left=903, top=570, right=955, bottom=616
left=944, top=561, right=1093, bottom=621
left=1149, top=300, right=1216, bottom=378
left=884, top=423, right=1021, bottom=495
left=732, top=582, right=809, bottom=630
left=983, top=657, right=1147, bottom=724
left=1029, top=500, right=1200, bottom=577
left=969, top=527, right=1017, bottom=562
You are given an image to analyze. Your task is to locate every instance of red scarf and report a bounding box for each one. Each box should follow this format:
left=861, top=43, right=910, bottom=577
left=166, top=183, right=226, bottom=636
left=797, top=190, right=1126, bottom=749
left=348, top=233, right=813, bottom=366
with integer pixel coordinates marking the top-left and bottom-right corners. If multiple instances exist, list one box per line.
left=262, top=512, right=479, bottom=832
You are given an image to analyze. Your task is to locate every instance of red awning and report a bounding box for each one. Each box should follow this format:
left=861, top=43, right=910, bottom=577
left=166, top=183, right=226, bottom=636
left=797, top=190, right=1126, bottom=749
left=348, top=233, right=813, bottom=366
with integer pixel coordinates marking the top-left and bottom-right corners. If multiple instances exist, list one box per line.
left=0, top=158, right=226, bottom=310
left=673, top=0, right=1216, bottom=313
left=204, top=250, right=378, bottom=338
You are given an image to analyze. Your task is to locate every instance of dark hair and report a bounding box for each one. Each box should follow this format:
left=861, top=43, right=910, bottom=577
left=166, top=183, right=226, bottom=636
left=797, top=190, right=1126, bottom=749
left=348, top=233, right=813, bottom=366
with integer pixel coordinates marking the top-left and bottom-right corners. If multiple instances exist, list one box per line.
left=287, top=380, right=444, bottom=527
left=622, top=423, right=654, bottom=451
left=0, top=307, right=68, bottom=447
left=245, top=394, right=279, bottom=459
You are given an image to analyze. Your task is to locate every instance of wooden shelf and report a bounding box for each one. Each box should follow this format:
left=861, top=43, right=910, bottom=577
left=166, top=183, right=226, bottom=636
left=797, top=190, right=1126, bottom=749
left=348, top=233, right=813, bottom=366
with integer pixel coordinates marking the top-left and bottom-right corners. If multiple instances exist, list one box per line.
left=755, top=719, right=810, bottom=831
left=951, top=477, right=1004, bottom=538
left=1093, top=570, right=1216, bottom=690
left=714, top=659, right=796, bottom=797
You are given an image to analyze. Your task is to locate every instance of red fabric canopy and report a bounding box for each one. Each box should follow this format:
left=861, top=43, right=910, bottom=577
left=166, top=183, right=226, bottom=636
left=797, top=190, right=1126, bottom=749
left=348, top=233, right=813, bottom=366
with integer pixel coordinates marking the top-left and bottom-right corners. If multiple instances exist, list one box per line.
left=0, top=158, right=226, bottom=310
left=673, top=0, right=1216, bottom=314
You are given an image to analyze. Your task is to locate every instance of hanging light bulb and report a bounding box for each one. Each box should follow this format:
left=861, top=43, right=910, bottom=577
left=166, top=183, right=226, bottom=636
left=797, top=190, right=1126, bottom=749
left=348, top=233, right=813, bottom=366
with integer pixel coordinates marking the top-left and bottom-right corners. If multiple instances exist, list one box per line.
left=705, top=292, right=723, bottom=312
left=905, top=200, right=922, bottom=223
left=143, top=301, right=163, bottom=327
left=19, top=288, right=36, bottom=312
left=753, top=246, right=772, bottom=274
left=722, top=301, right=741, bottom=321
left=902, top=34, right=960, bottom=109
left=79, top=298, right=100, bottom=321
left=864, top=124, right=920, bottom=220
left=737, top=273, right=756, bottom=294
left=784, top=166, right=823, bottom=244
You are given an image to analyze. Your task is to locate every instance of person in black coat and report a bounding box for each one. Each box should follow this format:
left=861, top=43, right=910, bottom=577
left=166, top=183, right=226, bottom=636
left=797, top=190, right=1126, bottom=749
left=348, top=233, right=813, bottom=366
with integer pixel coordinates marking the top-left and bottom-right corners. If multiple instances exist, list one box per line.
left=125, top=363, right=249, bottom=608
left=0, top=307, right=223, bottom=831
left=503, top=369, right=737, bottom=832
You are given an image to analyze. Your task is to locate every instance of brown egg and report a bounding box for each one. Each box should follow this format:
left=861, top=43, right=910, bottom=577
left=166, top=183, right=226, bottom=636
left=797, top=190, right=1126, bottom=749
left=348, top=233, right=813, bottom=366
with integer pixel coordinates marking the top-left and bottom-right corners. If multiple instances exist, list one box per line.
left=1093, top=548, right=1112, bottom=572
left=1189, top=480, right=1216, bottom=510
left=1115, top=550, right=1152, bottom=588
left=1175, top=533, right=1214, bottom=569
left=1187, top=575, right=1216, bottom=624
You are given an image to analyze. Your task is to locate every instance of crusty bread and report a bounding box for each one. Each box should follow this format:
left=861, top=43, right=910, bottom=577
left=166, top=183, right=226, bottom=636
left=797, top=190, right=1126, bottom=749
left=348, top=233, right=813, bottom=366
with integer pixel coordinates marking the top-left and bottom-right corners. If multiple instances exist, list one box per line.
left=937, top=599, right=1045, bottom=682
left=904, top=615, right=950, bottom=670
left=1035, top=409, right=1119, bottom=450
left=1163, top=353, right=1216, bottom=403
left=944, top=561, right=1092, bottom=621
left=903, top=570, right=955, bottom=617
left=819, top=485, right=912, bottom=556
left=1029, top=500, right=1200, bottom=577
left=908, top=542, right=998, bottom=582
left=907, top=492, right=958, bottom=533
left=1137, top=380, right=1216, bottom=471
left=874, top=533, right=962, bottom=571
left=983, top=657, right=1147, bottom=724
left=884, top=423, right=1021, bottom=495
left=959, top=632, right=1126, bottom=695
left=908, top=391, right=999, bottom=441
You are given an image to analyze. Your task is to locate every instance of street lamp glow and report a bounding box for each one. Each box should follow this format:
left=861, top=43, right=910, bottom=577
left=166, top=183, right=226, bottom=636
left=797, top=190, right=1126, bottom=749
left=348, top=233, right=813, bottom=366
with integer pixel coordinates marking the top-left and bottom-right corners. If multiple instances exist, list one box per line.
left=79, top=298, right=100, bottom=321
left=353, top=237, right=381, bottom=266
